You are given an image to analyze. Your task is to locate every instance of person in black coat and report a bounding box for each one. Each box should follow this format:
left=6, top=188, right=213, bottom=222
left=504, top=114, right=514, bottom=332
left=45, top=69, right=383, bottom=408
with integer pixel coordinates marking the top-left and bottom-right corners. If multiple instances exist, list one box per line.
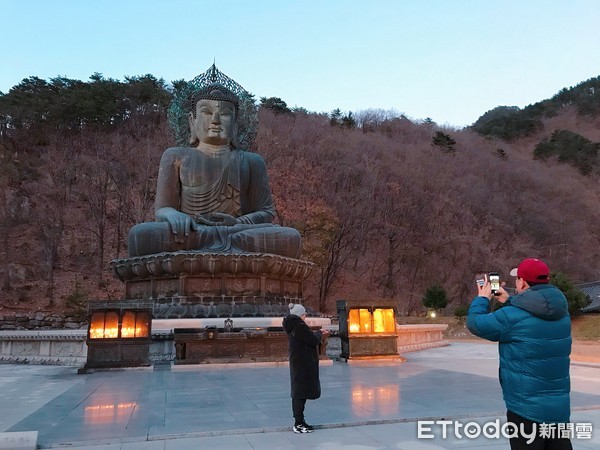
left=282, top=303, right=328, bottom=433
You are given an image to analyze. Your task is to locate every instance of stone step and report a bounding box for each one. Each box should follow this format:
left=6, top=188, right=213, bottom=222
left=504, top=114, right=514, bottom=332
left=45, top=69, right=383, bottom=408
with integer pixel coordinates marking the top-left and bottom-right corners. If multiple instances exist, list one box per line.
left=0, top=431, right=37, bottom=450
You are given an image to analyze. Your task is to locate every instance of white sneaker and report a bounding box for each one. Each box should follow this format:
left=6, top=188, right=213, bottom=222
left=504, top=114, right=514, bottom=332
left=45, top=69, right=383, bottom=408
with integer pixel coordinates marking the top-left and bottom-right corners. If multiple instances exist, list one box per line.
left=293, top=423, right=314, bottom=433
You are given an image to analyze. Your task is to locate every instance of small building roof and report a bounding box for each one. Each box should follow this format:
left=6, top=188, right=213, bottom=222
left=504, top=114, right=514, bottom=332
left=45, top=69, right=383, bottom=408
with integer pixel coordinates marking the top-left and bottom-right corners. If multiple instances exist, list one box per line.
left=578, top=281, right=600, bottom=313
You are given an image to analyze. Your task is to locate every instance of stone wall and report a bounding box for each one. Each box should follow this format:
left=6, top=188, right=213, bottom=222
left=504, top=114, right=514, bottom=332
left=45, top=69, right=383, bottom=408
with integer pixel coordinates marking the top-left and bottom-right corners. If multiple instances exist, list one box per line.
left=0, top=313, right=87, bottom=331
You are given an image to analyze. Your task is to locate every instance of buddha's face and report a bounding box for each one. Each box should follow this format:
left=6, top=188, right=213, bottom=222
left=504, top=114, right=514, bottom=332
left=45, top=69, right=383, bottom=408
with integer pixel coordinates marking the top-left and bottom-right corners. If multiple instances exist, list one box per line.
left=189, top=99, right=236, bottom=146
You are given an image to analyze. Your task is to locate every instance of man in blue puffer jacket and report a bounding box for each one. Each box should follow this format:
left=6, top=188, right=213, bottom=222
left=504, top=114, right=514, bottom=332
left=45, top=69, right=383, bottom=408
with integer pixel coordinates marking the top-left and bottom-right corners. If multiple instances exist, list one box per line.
left=467, top=258, right=572, bottom=450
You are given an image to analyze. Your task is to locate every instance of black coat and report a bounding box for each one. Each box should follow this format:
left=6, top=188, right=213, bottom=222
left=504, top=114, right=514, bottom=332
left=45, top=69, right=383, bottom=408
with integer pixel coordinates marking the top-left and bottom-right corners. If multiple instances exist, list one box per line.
left=282, top=314, right=322, bottom=399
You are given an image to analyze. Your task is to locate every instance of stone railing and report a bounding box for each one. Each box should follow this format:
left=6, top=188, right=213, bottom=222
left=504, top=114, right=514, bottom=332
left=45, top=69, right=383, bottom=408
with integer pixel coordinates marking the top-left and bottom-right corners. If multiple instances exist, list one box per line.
left=0, top=330, right=87, bottom=366
left=396, top=324, right=449, bottom=353
left=0, top=322, right=450, bottom=366
left=0, top=329, right=176, bottom=366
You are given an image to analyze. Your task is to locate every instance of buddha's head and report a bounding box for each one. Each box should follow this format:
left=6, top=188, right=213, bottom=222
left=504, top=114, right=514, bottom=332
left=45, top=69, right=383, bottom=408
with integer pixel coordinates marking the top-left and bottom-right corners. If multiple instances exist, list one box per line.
left=188, top=85, right=240, bottom=147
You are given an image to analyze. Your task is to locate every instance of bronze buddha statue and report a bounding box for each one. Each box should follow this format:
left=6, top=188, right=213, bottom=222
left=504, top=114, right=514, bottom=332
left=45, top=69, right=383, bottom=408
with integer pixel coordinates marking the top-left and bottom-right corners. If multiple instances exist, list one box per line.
left=127, top=85, right=302, bottom=258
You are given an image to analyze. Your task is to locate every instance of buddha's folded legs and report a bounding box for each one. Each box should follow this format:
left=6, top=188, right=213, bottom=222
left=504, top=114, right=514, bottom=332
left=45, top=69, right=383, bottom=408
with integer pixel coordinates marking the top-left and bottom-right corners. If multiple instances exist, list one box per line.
left=127, top=222, right=302, bottom=258
left=230, top=225, right=302, bottom=258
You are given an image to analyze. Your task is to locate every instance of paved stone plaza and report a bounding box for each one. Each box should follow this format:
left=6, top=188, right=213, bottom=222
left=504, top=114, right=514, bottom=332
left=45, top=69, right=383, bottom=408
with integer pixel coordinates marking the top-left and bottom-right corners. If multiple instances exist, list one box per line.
left=1, top=342, right=599, bottom=449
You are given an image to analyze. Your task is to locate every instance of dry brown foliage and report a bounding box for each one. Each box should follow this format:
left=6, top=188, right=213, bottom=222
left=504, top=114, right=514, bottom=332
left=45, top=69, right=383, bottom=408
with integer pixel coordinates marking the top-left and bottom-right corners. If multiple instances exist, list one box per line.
left=0, top=107, right=598, bottom=316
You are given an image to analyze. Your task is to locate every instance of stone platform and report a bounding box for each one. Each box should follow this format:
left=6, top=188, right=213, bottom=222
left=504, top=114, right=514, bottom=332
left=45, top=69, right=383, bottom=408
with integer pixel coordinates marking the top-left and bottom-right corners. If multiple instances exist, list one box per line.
left=4, top=342, right=600, bottom=449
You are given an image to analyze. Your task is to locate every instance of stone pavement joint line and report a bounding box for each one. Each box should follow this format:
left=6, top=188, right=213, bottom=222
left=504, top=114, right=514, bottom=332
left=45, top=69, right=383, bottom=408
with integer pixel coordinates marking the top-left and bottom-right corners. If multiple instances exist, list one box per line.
left=40, top=412, right=510, bottom=448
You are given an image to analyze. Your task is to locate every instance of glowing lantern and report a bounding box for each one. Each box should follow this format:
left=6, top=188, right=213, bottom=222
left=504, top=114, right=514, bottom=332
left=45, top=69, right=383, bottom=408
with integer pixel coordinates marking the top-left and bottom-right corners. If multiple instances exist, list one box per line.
left=89, top=311, right=119, bottom=339
left=121, top=311, right=150, bottom=338
left=88, top=311, right=150, bottom=339
left=337, top=299, right=399, bottom=360
left=82, top=303, right=153, bottom=372
left=373, top=308, right=395, bottom=333
left=347, top=307, right=395, bottom=334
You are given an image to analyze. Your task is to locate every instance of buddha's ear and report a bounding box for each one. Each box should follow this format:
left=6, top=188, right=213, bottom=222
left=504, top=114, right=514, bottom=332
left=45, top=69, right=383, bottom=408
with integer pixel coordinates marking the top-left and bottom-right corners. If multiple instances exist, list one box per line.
left=188, top=112, right=196, bottom=145
left=230, top=121, right=239, bottom=148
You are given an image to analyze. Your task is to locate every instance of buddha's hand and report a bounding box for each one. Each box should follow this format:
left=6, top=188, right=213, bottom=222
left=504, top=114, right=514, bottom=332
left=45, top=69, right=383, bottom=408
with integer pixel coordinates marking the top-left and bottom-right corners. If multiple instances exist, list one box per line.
left=195, top=212, right=240, bottom=226
left=163, top=210, right=198, bottom=242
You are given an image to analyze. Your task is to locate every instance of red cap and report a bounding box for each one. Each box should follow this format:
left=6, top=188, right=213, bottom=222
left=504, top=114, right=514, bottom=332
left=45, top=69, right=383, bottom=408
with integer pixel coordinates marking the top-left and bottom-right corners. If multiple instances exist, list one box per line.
left=509, top=258, right=550, bottom=284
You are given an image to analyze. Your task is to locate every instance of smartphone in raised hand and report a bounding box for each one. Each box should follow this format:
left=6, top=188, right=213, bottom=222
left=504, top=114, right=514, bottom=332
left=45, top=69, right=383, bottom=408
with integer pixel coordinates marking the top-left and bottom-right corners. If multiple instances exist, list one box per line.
left=489, top=272, right=500, bottom=295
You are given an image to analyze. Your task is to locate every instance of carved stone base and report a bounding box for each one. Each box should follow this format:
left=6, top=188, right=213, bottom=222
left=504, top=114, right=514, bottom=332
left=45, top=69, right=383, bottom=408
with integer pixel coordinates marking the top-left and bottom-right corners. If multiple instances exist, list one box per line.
left=109, top=251, right=315, bottom=320
left=111, top=251, right=313, bottom=298
left=152, top=296, right=297, bottom=319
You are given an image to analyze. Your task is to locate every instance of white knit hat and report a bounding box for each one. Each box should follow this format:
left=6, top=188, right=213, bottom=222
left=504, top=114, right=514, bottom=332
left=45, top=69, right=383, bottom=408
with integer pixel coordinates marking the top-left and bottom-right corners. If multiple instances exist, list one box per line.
left=289, top=303, right=306, bottom=317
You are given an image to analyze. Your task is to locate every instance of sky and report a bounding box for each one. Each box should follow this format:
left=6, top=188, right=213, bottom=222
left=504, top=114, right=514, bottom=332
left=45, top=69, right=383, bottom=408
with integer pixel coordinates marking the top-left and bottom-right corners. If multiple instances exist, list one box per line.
left=2, top=0, right=600, bottom=128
